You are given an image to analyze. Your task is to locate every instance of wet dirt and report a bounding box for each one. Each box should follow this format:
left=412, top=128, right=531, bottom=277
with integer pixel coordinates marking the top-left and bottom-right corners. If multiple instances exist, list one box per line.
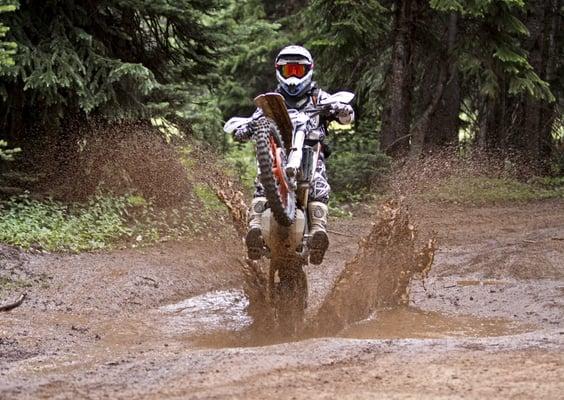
left=0, top=199, right=563, bottom=399
left=340, top=307, right=533, bottom=340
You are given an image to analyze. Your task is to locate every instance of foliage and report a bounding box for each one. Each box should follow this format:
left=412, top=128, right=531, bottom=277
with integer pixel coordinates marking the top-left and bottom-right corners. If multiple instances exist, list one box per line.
left=149, top=0, right=287, bottom=151
left=327, top=199, right=354, bottom=218
left=194, top=183, right=225, bottom=211
left=304, top=0, right=559, bottom=161
left=224, top=139, right=256, bottom=193
left=0, top=0, right=17, bottom=68
left=0, top=193, right=211, bottom=252
left=305, top=0, right=389, bottom=115
left=0, top=194, right=131, bottom=251
left=0, top=0, right=562, bottom=251
left=0, top=139, right=20, bottom=160
left=326, top=122, right=391, bottom=199
left=529, top=176, right=564, bottom=190
left=439, top=0, right=555, bottom=101
left=0, top=1, right=17, bottom=162
left=217, top=0, right=287, bottom=119
left=0, top=0, right=224, bottom=137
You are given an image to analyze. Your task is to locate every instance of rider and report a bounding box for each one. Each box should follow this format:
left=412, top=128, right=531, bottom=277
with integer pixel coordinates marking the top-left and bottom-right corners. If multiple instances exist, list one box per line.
left=233, top=45, right=354, bottom=264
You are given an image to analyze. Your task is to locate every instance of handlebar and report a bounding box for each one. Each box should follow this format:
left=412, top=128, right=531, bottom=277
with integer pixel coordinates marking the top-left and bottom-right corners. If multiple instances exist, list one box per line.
left=302, top=103, right=334, bottom=118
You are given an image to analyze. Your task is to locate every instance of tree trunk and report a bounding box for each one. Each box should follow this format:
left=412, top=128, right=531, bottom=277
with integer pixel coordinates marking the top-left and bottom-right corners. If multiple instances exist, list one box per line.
left=512, top=0, right=560, bottom=171
left=380, top=0, right=418, bottom=155
left=410, top=60, right=448, bottom=157
left=426, top=13, right=461, bottom=148
left=478, top=78, right=509, bottom=151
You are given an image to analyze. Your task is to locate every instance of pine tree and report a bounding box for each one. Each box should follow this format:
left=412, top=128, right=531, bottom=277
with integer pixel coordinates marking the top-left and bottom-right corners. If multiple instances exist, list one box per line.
left=0, top=0, right=18, bottom=161
left=305, top=0, right=558, bottom=160
left=0, top=0, right=17, bottom=68
left=0, top=0, right=224, bottom=149
left=217, top=0, right=288, bottom=119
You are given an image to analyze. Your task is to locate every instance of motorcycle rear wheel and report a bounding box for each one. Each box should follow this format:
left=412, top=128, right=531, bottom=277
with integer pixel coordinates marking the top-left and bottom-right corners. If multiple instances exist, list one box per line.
left=270, top=260, right=307, bottom=337
left=255, top=120, right=296, bottom=227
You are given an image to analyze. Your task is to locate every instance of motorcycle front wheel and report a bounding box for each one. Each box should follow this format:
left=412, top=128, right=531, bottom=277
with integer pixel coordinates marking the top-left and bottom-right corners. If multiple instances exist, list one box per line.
left=254, top=119, right=296, bottom=227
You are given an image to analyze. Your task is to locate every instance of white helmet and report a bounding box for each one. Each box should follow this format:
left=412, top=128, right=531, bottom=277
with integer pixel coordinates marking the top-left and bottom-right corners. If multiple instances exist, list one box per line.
left=275, top=45, right=314, bottom=98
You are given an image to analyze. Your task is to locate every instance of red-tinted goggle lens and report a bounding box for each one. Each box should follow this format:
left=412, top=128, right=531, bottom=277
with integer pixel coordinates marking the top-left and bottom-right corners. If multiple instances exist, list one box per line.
left=277, top=63, right=309, bottom=78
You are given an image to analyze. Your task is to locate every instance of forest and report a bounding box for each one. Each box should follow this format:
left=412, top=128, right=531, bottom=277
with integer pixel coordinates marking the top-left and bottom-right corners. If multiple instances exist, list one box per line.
left=1, top=0, right=562, bottom=185
left=0, top=0, right=560, bottom=249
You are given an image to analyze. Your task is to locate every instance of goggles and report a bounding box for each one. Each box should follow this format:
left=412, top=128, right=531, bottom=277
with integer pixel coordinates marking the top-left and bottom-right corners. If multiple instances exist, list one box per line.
left=276, top=62, right=311, bottom=79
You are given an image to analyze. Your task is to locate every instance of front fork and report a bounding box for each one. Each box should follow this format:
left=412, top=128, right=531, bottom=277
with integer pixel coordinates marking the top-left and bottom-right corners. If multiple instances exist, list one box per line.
left=285, top=130, right=305, bottom=188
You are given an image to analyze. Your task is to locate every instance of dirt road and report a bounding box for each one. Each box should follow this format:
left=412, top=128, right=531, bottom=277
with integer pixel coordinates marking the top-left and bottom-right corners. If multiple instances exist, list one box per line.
left=1, top=199, right=563, bottom=399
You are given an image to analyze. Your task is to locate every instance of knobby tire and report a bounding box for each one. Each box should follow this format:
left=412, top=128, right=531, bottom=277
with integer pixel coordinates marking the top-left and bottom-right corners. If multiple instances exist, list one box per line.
left=270, top=260, right=307, bottom=337
left=254, top=120, right=296, bottom=226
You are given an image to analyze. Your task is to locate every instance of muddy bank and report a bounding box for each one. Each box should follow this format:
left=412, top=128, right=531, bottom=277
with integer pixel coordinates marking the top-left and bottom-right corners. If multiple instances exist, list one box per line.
left=0, top=237, right=245, bottom=372
left=1, top=238, right=244, bottom=312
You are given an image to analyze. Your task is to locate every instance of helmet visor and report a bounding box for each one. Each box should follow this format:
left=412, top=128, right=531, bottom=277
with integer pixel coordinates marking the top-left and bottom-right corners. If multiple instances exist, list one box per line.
left=277, top=63, right=310, bottom=79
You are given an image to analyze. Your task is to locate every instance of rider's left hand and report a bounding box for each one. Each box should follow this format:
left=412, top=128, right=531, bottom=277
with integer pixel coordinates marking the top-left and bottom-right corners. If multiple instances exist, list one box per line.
left=332, top=102, right=353, bottom=119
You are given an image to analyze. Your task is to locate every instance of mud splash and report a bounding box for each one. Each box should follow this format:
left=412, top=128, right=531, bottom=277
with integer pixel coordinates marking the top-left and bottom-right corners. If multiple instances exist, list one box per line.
left=311, top=199, right=436, bottom=335
left=239, top=198, right=437, bottom=337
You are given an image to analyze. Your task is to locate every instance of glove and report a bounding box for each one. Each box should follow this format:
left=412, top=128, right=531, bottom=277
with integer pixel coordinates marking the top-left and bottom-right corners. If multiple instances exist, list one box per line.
left=233, top=125, right=251, bottom=142
left=332, top=102, right=353, bottom=119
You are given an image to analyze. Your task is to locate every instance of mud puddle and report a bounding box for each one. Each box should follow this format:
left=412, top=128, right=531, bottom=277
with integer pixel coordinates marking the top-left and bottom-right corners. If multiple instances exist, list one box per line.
left=156, top=290, right=534, bottom=348
left=159, top=289, right=251, bottom=332
left=340, top=307, right=533, bottom=340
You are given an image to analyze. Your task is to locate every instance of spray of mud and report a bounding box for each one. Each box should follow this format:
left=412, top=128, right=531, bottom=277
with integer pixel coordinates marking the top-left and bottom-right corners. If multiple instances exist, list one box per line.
left=211, top=179, right=248, bottom=239
left=227, top=196, right=437, bottom=338
left=310, top=198, right=436, bottom=335
left=389, top=146, right=539, bottom=198
left=13, top=118, right=192, bottom=205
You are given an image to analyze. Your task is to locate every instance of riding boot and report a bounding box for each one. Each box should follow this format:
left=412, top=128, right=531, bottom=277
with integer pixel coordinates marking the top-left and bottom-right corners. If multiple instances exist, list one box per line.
left=308, top=201, right=329, bottom=265
left=246, top=197, right=267, bottom=260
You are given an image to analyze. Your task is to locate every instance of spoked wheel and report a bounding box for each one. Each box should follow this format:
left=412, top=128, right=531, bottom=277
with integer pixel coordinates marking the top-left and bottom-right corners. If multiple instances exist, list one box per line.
left=270, top=260, right=307, bottom=337
left=254, top=119, right=296, bottom=226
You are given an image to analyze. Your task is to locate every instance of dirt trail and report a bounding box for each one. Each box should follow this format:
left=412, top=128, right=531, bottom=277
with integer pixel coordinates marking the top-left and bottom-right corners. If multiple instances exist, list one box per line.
left=1, top=199, right=563, bottom=399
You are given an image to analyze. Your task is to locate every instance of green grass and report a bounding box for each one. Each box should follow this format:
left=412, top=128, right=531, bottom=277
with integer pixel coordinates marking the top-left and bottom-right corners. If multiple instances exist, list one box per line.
left=0, top=194, right=131, bottom=252
left=0, top=193, right=213, bottom=252
left=425, top=176, right=564, bottom=204
left=328, top=200, right=353, bottom=218
left=224, top=140, right=256, bottom=193
left=194, top=183, right=225, bottom=211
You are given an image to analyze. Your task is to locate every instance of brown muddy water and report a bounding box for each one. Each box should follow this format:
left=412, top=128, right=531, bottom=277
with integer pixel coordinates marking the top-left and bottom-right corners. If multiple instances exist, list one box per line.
left=340, top=307, right=532, bottom=340
left=155, top=289, right=533, bottom=348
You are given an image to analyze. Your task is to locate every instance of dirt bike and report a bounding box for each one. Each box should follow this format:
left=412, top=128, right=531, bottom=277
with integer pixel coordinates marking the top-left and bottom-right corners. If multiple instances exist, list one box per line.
left=224, top=91, right=355, bottom=335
